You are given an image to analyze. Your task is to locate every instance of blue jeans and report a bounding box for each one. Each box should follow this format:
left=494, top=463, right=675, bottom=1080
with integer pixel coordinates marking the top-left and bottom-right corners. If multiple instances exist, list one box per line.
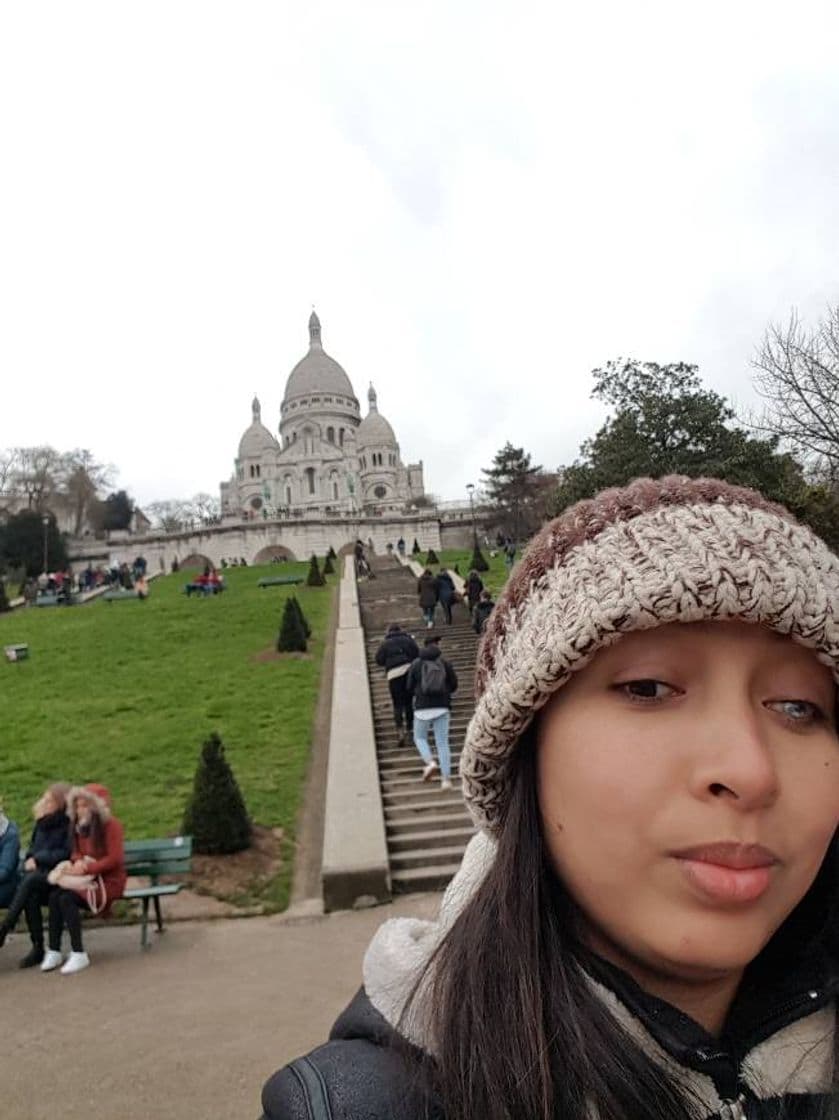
left=413, top=711, right=451, bottom=779
left=422, top=605, right=436, bottom=626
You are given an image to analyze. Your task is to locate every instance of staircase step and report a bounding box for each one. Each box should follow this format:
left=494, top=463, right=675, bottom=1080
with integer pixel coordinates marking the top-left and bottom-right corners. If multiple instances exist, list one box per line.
left=388, top=827, right=475, bottom=852
left=391, top=863, right=462, bottom=893
left=385, top=798, right=469, bottom=820
left=381, top=773, right=462, bottom=791
left=386, top=812, right=474, bottom=835
left=390, top=844, right=470, bottom=870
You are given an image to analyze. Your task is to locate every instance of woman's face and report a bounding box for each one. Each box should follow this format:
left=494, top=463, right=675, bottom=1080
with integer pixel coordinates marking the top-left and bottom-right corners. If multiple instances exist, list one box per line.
left=537, top=621, right=839, bottom=981
left=74, top=795, right=93, bottom=824
left=40, top=792, right=58, bottom=816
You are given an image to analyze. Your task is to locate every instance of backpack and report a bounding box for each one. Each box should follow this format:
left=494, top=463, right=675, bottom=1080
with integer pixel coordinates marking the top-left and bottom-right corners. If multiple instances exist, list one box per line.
left=419, top=657, right=447, bottom=694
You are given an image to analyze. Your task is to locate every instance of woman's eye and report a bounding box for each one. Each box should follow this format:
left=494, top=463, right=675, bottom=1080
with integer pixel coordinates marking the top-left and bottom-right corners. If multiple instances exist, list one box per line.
left=620, top=679, right=677, bottom=702
left=768, top=699, right=824, bottom=726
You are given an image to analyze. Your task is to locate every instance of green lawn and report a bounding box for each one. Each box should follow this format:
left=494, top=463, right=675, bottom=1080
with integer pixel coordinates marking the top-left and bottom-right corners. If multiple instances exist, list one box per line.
left=424, top=547, right=511, bottom=597
left=0, top=563, right=333, bottom=905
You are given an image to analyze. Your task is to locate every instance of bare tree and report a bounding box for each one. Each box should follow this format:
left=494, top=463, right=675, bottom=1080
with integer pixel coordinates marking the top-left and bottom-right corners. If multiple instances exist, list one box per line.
left=752, top=309, right=839, bottom=480
left=189, top=493, right=221, bottom=524
left=0, top=449, right=20, bottom=495
left=60, top=449, right=115, bottom=535
left=11, top=446, right=64, bottom=510
left=146, top=499, right=191, bottom=533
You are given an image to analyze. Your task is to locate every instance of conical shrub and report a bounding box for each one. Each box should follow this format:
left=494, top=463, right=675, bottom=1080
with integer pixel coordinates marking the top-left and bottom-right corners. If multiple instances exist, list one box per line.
left=0, top=580, right=9, bottom=614
left=412, top=539, right=421, bottom=555
left=323, top=553, right=335, bottom=575
left=278, top=596, right=308, bottom=651
left=425, top=548, right=439, bottom=566
left=289, top=594, right=311, bottom=639
left=306, top=554, right=325, bottom=587
left=327, top=545, right=337, bottom=560
left=470, top=543, right=490, bottom=572
left=183, top=732, right=251, bottom=854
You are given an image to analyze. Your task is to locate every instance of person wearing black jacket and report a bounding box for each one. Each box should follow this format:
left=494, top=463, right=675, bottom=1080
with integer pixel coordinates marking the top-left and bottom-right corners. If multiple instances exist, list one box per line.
left=374, top=623, right=420, bottom=745
left=436, top=569, right=456, bottom=625
left=405, top=636, right=457, bottom=789
left=0, top=782, right=71, bottom=968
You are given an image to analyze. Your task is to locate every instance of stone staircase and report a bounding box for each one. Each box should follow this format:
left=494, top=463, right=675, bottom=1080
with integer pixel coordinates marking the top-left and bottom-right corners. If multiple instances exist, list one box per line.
left=358, top=556, right=478, bottom=893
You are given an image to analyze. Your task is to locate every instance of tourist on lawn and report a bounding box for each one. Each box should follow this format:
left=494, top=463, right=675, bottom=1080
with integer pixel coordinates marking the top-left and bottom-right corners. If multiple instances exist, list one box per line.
left=375, top=623, right=421, bottom=746
left=261, top=476, right=839, bottom=1120
left=417, top=568, right=438, bottom=629
left=436, top=568, right=456, bottom=625
left=464, top=569, right=484, bottom=613
left=0, top=783, right=71, bottom=967
left=0, top=804, right=21, bottom=910
left=42, top=784, right=126, bottom=976
left=405, top=635, right=458, bottom=790
left=472, top=588, right=495, bottom=635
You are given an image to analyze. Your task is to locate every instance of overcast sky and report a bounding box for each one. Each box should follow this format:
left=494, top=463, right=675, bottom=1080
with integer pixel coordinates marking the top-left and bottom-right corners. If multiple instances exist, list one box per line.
left=2, top=2, right=839, bottom=507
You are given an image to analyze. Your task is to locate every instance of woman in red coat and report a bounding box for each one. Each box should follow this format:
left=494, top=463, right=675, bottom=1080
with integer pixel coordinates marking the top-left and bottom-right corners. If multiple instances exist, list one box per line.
left=42, top=783, right=126, bottom=976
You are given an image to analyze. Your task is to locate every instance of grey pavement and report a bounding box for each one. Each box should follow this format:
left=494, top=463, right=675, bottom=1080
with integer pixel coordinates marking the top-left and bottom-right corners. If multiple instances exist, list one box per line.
left=3, top=893, right=440, bottom=1120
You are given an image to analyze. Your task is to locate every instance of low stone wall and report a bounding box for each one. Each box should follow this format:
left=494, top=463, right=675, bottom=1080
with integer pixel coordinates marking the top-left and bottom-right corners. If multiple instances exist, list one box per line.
left=321, top=557, right=391, bottom=911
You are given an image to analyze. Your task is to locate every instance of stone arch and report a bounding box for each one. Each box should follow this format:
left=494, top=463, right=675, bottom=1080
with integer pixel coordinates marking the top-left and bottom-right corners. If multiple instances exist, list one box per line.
left=180, top=553, right=214, bottom=570
left=252, top=544, right=297, bottom=564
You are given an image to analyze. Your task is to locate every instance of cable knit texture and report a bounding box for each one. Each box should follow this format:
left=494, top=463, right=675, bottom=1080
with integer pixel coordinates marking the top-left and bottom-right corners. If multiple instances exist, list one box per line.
left=463, top=476, right=839, bottom=833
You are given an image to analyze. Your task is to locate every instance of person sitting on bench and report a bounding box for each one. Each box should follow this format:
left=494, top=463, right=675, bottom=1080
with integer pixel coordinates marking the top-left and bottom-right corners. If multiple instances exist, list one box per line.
left=0, top=804, right=21, bottom=910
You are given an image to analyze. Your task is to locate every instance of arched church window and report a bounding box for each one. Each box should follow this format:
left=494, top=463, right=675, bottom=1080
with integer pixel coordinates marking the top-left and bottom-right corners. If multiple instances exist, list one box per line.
left=327, top=427, right=335, bottom=443
left=332, top=479, right=339, bottom=500
left=256, top=465, right=261, bottom=478
left=339, top=428, right=345, bottom=447
left=305, top=467, right=316, bottom=495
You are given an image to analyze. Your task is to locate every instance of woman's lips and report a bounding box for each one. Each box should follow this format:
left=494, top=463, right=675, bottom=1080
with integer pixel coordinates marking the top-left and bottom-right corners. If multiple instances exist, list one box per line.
left=671, top=843, right=779, bottom=904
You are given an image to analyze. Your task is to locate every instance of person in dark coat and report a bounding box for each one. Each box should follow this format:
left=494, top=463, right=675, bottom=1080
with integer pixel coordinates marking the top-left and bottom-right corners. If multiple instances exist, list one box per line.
left=405, top=636, right=458, bottom=788
left=0, top=782, right=71, bottom=967
left=473, top=588, right=495, bottom=634
left=464, top=569, right=484, bottom=613
left=436, top=569, right=456, bottom=625
left=375, top=623, right=420, bottom=744
left=417, top=569, right=438, bottom=629
left=0, top=808, right=20, bottom=911
left=260, top=477, right=839, bottom=1120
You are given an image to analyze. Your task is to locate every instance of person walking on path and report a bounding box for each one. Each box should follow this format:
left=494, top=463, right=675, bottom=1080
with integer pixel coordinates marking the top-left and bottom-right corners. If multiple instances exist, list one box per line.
left=472, top=588, right=495, bottom=634
left=375, top=623, right=421, bottom=745
left=464, top=569, right=484, bottom=614
left=436, top=568, right=456, bottom=625
left=261, top=475, right=839, bottom=1120
left=417, top=568, right=438, bottom=629
left=42, top=784, right=126, bottom=976
left=0, top=782, right=71, bottom=968
left=406, top=635, right=458, bottom=789
left=0, top=805, right=21, bottom=910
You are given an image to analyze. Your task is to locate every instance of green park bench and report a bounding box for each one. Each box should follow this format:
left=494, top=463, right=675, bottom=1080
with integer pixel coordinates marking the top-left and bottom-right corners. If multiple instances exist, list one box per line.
left=102, top=589, right=139, bottom=602
left=257, top=576, right=304, bottom=588
left=34, top=593, right=62, bottom=607
left=123, top=836, right=193, bottom=949
left=4, top=644, right=29, bottom=662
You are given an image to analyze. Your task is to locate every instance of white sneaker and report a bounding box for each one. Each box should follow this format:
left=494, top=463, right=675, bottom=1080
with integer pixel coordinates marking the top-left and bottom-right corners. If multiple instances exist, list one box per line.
left=60, top=951, right=90, bottom=975
left=440, top=779, right=453, bottom=791
left=40, top=949, right=63, bottom=972
left=422, top=761, right=439, bottom=782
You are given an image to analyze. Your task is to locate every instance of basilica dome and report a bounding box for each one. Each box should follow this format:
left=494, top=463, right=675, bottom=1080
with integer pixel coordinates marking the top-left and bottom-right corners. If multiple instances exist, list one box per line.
left=238, top=396, right=278, bottom=458
left=357, top=384, right=397, bottom=447
left=283, top=311, right=356, bottom=403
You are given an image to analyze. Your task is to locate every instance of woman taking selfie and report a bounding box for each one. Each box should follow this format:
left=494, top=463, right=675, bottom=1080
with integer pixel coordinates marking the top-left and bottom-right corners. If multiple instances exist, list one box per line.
left=262, top=476, right=839, bottom=1120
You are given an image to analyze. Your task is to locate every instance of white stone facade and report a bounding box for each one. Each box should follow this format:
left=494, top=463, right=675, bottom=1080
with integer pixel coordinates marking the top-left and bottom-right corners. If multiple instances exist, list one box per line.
left=220, top=312, right=425, bottom=520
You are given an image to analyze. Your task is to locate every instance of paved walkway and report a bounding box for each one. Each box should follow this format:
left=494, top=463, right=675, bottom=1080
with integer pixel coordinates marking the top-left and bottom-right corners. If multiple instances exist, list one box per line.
left=2, top=893, right=440, bottom=1120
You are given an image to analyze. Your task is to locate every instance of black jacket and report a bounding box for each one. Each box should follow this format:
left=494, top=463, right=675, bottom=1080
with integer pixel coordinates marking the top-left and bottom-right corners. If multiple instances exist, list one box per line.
left=375, top=632, right=420, bottom=674
left=435, top=572, right=455, bottom=604
left=261, top=955, right=839, bottom=1120
left=417, top=573, right=438, bottom=609
left=406, top=647, right=458, bottom=711
left=25, top=809, right=71, bottom=872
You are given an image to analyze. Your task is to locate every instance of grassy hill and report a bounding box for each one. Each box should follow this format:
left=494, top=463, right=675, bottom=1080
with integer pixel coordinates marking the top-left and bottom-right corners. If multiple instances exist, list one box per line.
left=0, top=563, right=334, bottom=902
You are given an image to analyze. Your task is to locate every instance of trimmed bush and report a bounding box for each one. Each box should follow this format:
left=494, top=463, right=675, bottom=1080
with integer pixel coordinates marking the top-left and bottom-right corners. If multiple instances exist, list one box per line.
left=323, top=553, right=335, bottom=575
left=470, top=543, right=490, bottom=572
left=0, top=579, right=10, bottom=614
left=289, top=595, right=311, bottom=639
left=277, top=596, right=308, bottom=652
left=327, top=545, right=337, bottom=559
left=306, top=554, right=325, bottom=587
left=183, top=732, right=251, bottom=855
left=425, top=549, right=439, bottom=566
left=412, top=539, right=421, bottom=555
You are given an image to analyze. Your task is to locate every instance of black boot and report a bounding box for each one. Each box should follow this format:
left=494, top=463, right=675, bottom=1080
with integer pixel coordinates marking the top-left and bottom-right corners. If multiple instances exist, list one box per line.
left=19, top=943, right=45, bottom=969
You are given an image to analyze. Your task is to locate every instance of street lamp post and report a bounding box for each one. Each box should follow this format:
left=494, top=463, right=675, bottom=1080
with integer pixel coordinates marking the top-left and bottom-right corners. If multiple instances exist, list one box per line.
left=466, top=483, right=476, bottom=546
left=42, top=513, right=50, bottom=574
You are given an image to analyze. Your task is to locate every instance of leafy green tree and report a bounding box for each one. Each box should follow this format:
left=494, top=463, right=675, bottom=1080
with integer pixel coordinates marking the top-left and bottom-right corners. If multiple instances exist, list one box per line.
left=306, top=554, right=325, bottom=587
left=553, top=359, right=807, bottom=514
left=94, top=489, right=135, bottom=532
left=482, top=443, right=546, bottom=540
left=277, top=596, right=308, bottom=652
left=183, top=732, right=251, bottom=854
left=0, top=511, right=68, bottom=576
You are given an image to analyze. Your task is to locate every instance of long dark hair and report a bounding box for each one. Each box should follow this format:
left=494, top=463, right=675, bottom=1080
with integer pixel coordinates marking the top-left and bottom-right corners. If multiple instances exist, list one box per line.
left=403, top=728, right=839, bottom=1120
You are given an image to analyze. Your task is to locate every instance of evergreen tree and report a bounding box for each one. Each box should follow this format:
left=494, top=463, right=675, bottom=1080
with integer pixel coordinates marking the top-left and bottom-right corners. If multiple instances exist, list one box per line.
left=277, top=596, right=308, bottom=651
left=323, top=553, right=335, bottom=575
left=0, top=511, right=68, bottom=577
left=327, top=545, right=337, bottom=560
left=426, top=548, right=439, bottom=565
left=412, top=539, right=421, bottom=555
left=289, top=594, right=311, bottom=639
left=470, top=542, right=490, bottom=572
left=482, top=442, right=545, bottom=541
left=183, top=732, right=251, bottom=855
left=306, top=554, right=325, bottom=587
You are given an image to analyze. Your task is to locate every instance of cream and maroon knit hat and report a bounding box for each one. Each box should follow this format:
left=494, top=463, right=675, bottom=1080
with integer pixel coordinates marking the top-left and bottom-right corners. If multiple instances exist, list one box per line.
left=461, top=476, right=839, bottom=833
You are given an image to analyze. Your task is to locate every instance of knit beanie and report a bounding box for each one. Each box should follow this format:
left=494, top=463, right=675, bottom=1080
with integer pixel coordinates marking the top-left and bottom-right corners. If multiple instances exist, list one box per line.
left=461, top=475, right=839, bottom=834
